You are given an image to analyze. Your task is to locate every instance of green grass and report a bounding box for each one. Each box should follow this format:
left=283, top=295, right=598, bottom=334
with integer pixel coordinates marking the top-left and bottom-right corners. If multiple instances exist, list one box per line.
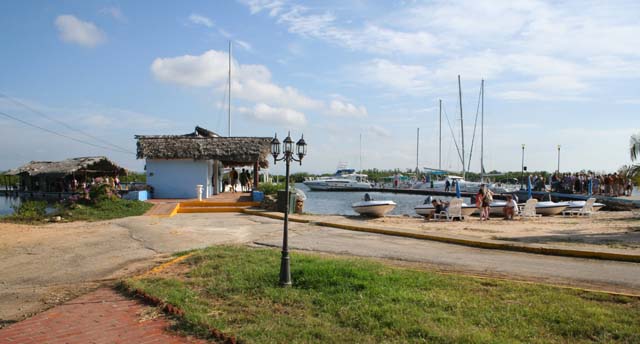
left=64, top=198, right=153, bottom=221
left=2, top=198, right=153, bottom=223
left=124, top=246, right=640, bottom=343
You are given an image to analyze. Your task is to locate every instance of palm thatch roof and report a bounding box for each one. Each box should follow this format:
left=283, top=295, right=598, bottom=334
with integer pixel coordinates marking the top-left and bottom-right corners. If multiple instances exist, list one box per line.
left=6, top=156, right=126, bottom=177
left=135, top=127, right=272, bottom=167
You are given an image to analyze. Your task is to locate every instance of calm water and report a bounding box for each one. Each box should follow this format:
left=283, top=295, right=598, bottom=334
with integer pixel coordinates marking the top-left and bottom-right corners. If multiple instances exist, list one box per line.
left=0, top=196, right=21, bottom=216
left=297, top=183, right=640, bottom=216
left=296, top=183, right=469, bottom=216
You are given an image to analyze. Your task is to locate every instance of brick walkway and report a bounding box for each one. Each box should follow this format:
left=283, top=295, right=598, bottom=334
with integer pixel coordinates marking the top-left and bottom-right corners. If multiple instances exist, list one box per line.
left=0, top=288, right=208, bottom=344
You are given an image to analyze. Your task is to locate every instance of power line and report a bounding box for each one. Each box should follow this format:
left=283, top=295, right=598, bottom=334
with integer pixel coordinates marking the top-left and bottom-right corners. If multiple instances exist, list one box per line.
left=0, top=110, right=133, bottom=155
left=0, top=92, right=135, bottom=154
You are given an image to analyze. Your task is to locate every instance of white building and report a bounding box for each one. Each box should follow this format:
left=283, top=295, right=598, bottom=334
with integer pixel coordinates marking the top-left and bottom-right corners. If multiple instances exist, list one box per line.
left=135, top=127, right=271, bottom=199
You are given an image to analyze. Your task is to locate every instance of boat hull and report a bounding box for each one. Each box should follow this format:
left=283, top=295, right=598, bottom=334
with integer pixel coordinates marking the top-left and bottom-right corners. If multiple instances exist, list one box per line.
left=415, top=204, right=477, bottom=217
left=352, top=201, right=396, bottom=217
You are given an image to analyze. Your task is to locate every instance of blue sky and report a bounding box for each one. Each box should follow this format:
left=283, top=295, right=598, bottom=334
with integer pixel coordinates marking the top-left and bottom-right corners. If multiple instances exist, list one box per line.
left=0, top=0, right=638, bottom=175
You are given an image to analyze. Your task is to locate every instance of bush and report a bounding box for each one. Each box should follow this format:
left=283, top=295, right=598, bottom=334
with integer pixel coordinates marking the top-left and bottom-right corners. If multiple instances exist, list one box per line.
left=9, top=201, right=47, bottom=221
left=257, top=182, right=287, bottom=195
left=88, top=183, right=118, bottom=203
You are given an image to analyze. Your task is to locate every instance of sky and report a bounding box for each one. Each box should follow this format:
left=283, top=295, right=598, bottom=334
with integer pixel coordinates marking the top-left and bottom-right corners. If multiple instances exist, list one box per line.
left=0, top=0, right=638, bottom=175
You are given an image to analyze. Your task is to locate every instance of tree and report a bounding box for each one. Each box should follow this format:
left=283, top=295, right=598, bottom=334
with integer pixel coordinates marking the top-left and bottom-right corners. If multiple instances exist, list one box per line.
left=631, top=133, right=640, bottom=161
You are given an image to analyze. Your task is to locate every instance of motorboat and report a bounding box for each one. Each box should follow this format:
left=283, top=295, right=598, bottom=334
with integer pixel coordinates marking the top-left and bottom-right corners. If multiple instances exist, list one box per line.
left=413, top=175, right=513, bottom=194
left=304, top=168, right=372, bottom=190
left=534, top=201, right=568, bottom=216
left=352, top=194, right=396, bottom=217
left=557, top=200, right=605, bottom=212
left=488, top=200, right=567, bottom=216
left=415, top=196, right=477, bottom=217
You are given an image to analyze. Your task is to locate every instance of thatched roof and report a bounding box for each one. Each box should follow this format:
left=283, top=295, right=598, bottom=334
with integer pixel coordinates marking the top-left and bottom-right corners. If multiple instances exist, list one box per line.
left=6, top=156, right=126, bottom=177
left=135, top=127, right=272, bottom=167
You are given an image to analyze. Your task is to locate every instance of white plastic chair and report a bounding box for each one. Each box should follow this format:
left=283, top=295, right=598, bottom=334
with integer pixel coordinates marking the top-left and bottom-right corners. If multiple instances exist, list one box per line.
left=520, top=199, right=541, bottom=218
left=562, top=198, right=596, bottom=217
left=439, top=198, right=464, bottom=221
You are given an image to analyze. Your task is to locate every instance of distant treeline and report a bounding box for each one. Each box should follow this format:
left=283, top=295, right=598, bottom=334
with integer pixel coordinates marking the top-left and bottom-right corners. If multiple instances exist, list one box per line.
left=277, top=168, right=638, bottom=185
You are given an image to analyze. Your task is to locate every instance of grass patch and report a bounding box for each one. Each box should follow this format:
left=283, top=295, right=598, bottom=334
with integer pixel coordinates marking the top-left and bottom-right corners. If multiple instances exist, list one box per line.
left=124, top=246, right=640, bottom=343
left=1, top=198, right=152, bottom=223
left=63, top=198, right=153, bottom=221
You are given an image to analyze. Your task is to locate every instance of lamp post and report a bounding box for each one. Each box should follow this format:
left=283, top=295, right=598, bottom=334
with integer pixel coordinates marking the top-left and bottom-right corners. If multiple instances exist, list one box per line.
left=270, top=132, right=306, bottom=286
left=520, top=144, right=525, bottom=189
left=557, top=145, right=561, bottom=174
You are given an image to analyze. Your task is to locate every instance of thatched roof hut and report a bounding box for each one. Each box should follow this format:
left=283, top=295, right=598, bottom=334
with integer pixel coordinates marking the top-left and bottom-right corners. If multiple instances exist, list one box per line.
left=6, top=156, right=126, bottom=177
left=135, top=127, right=272, bottom=168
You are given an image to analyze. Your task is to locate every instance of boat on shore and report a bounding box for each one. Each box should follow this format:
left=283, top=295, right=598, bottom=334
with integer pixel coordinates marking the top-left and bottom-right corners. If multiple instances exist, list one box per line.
left=352, top=194, right=396, bottom=217
left=558, top=200, right=605, bottom=212
left=304, top=168, right=372, bottom=191
left=414, top=196, right=477, bottom=217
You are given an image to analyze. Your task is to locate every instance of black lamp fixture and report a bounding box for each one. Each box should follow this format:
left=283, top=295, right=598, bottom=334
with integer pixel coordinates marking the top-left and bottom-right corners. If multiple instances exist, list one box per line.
left=270, top=131, right=307, bottom=286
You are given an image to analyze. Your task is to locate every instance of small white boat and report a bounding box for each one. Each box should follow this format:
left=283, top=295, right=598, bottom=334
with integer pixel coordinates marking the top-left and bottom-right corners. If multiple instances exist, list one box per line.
left=352, top=194, right=396, bottom=217
left=534, top=201, right=568, bottom=216
left=415, top=197, right=477, bottom=217
left=558, top=200, right=605, bottom=212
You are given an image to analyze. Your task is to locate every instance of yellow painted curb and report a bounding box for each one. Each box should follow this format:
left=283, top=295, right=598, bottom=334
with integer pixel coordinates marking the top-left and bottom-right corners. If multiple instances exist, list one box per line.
left=135, top=253, right=194, bottom=279
left=314, top=221, right=640, bottom=263
left=242, top=209, right=311, bottom=223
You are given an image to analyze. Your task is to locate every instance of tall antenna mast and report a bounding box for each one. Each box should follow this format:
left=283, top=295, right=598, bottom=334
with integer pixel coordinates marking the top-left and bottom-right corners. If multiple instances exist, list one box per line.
left=458, top=75, right=465, bottom=179
left=228, top=40, right=232, bottom=137
left=480, top=79, right=484, bottom=182
left=438, top=99, right=442, bottom=170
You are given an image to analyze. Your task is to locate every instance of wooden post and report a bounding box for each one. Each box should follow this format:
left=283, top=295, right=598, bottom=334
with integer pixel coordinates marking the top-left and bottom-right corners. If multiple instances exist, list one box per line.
left=253, top=161, right=259, bottom=190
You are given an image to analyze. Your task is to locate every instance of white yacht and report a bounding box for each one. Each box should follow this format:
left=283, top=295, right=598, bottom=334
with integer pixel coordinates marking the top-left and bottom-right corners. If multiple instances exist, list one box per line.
left=304, top=168, right=372, bottom=191
left=413, top=175, right=512, bottom=194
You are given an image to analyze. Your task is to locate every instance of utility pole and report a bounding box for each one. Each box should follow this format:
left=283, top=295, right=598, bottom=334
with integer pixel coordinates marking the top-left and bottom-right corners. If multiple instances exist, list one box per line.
left=458, top=75, right=465, bottom=179
left=557, top=145, right=561, bottom=174
left=480, top=79, right=484, bottom=182
left=438, top=99, right=442, bottom=170
left=228, top=40, right=232, bottom=137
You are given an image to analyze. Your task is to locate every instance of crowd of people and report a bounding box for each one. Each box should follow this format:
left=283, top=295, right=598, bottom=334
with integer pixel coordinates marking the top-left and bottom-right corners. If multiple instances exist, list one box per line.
left=224, top=167, right=253, bottom=193
left=538, top=173, right=635, bottom=196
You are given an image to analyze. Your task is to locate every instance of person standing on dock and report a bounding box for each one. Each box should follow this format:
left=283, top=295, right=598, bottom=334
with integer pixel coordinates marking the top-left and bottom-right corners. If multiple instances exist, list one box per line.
left=230, top=167, right=239, bottom=193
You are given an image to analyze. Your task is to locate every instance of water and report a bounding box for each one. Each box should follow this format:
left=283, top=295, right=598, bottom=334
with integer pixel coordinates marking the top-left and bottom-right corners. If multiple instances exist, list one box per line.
left=296, top=183, right=470, bottom=216
left=0, top=196, right=21, bottom=216
left=297, top=183, right=640, bottom=216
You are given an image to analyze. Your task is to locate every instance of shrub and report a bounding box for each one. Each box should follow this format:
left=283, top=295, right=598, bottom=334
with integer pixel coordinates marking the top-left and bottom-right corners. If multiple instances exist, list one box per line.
left=9, top=201, right=47, bottom=221
left=88, top=183, right=118, bottom=203
left=257, top=182, right=288, bottom=195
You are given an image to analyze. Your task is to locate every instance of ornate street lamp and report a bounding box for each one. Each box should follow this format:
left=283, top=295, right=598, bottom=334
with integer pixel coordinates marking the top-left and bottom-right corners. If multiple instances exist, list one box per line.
left=270, top=131, right=306, bottom=286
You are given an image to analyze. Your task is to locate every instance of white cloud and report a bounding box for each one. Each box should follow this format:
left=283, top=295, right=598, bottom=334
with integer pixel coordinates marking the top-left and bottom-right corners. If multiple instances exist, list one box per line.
left=237, top=103, right=307, bottom=126
left=189, top=13, right=214, bottom=28
left=358, top=59, right=431, bottom=93
left=100, top=6, right=126, bottom=22
left=244, top=2, right=440, bottom=56
left=367, top=124, right=391, bottom=138
left=150, top=49, right=340, bottom=114
left=54, top=15, right=106, bottom=47
left=327, top=100, right=367, bottom=118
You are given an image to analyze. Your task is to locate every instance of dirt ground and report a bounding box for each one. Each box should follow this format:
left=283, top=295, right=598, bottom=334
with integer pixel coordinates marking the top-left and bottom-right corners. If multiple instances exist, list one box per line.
left=300, top=211, right=640, bottom=253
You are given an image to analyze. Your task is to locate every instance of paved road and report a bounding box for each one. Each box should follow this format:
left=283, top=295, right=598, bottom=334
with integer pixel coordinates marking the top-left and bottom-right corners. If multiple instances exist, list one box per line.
left=1, top=213, right=639, bottom=324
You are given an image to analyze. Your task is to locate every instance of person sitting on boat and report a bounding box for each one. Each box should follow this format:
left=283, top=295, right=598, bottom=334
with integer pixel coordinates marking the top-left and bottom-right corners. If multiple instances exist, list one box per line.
left=428, top=199, right=448, bottom=219
left=364, top=193, right=372, bottom=201
left=503, top=195, right=518, bottom=220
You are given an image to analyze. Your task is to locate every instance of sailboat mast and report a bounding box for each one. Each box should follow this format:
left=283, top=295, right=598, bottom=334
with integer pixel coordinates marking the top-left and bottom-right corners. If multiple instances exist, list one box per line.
left=438, top=99, right=442, bottom=170
left=359, top=133, right=362, bottom=172
left=228, top=40, right=232, bottom=137
left=458, top=75, right=465, bottom=179
left=416, top=128, right=420, bottom=174
left=480, top=79, right=484, bottom=182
